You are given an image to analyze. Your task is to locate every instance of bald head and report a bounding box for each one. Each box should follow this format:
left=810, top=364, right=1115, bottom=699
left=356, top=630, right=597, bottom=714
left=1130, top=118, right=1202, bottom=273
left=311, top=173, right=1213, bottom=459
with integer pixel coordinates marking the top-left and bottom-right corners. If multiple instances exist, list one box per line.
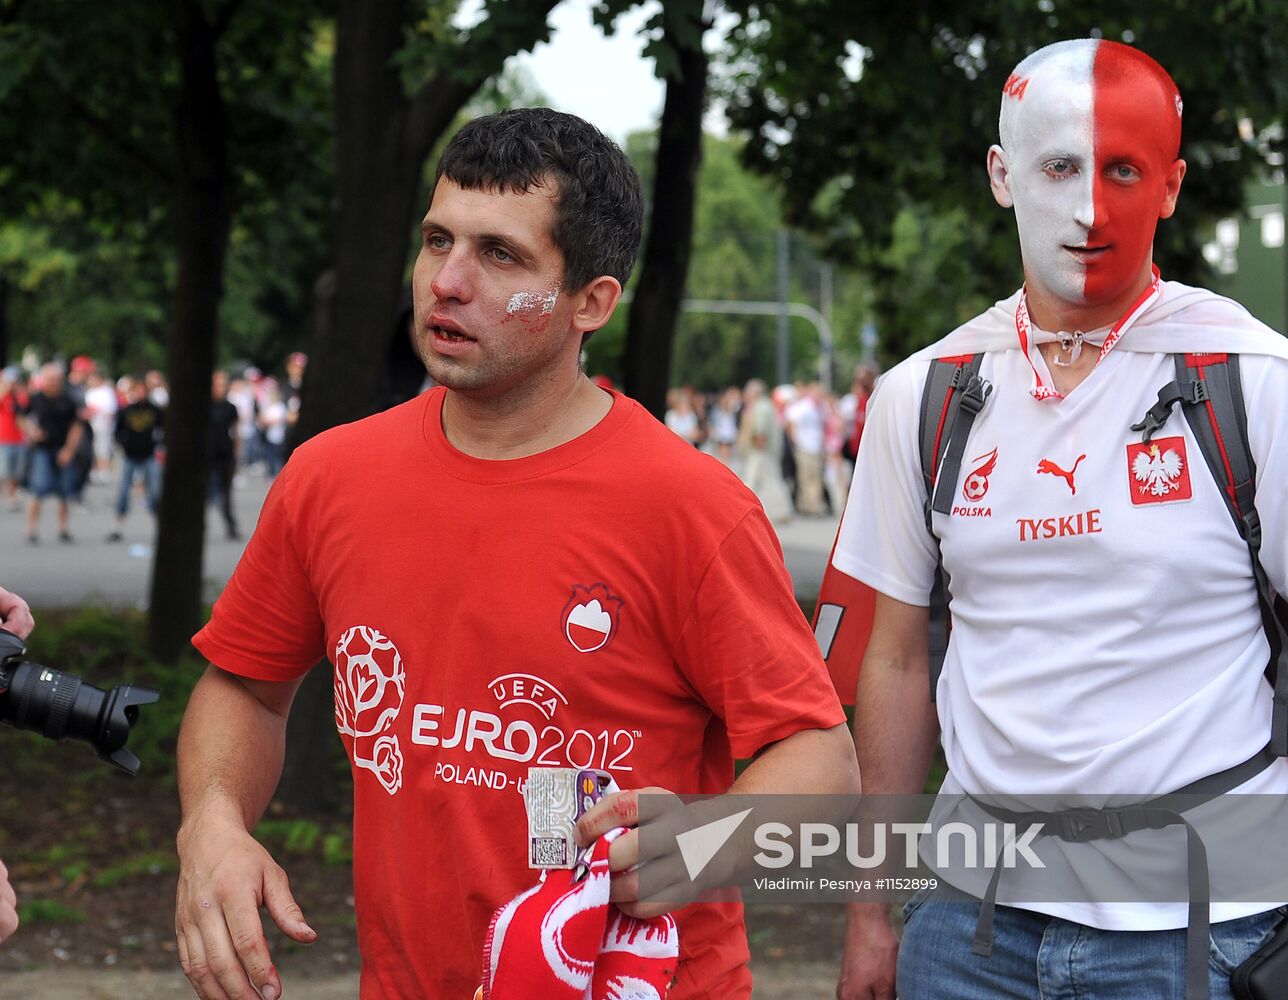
left=999, top=39, right=1179, bottom=157
left=987, top=38, right=1187, bottom=328
left=999, top=39, right=1181, bottom=159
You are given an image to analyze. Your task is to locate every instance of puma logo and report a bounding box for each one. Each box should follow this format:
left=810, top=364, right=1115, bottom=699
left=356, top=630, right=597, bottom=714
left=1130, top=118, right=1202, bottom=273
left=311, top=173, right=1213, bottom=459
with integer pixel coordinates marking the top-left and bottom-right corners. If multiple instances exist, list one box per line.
left=1036, top=454, right=1086, bottom=494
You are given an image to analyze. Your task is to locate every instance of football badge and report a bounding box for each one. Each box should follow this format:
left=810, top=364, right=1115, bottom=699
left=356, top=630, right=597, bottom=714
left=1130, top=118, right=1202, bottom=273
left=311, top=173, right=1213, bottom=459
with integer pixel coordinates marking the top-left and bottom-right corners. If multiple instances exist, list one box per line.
left=962, top=447, right=999, bottom=502
left=561, top=584, right=624, bottom=653
left=1126, top=436, right=1192, bottom=505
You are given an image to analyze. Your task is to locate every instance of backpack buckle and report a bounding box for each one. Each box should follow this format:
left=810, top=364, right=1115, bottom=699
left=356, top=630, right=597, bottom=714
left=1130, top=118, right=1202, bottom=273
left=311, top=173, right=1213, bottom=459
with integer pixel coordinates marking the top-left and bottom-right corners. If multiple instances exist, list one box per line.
left=1054, top=808, right=1105, bottom=842
left=1241, top=509, right=1263, bottom=549
left=959, top=376, right=992, bottom=415
left=1054, top=807, right=1133, bottom=842
left=1130, top=382, right=1184, bottom=444
left=1181, top=379, right=1210, bottom=404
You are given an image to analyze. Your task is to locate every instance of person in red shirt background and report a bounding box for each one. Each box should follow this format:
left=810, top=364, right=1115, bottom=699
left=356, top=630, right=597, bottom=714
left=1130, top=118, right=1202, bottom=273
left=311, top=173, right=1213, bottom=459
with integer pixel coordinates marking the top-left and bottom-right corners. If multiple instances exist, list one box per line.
left=0, top=368, right=27, bottom=510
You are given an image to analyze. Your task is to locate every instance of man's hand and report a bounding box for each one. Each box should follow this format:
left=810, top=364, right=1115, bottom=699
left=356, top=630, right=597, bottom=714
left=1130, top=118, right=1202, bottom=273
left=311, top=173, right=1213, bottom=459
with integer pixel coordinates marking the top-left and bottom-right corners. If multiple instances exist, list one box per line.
left=0, top=858, right=18, bottom=943
left=175, top=815, right=316, bottom=1000
left=836, top=904, right=899, bottom=1000
left=575, top=786, right=690, bottom=920
left=0, top=587, right=34, bottom=640
left=56, top=445, right=75, bottom=468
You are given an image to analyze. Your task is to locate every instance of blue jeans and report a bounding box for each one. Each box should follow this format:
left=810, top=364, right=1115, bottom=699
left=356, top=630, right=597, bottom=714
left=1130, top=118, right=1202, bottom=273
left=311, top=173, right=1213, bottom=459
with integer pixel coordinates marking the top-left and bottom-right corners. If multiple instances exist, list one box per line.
left=27, top=447, right=77, bottom=499
left=115, top=456, right=160, bottom=517
left=897, top=884, right=1285, bottom=999
left=1, top=442, right=23, bottom=483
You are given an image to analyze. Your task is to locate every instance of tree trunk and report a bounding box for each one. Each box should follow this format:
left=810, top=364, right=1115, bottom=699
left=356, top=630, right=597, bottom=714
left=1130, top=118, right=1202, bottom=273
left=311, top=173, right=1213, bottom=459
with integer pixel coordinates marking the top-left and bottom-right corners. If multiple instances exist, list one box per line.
left=0, top=277, right=9, bottom=369
left=147, top=0, right=232, bottom=662
left=622, top=17, right=709, bottom=419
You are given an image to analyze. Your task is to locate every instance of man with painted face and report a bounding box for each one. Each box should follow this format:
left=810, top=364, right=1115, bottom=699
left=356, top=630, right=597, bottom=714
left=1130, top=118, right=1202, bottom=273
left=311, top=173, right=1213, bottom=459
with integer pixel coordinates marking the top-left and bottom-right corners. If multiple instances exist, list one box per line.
left=832, top=39, right=1288, bottom=1000
left=173, top=108, right=857, bottom=1000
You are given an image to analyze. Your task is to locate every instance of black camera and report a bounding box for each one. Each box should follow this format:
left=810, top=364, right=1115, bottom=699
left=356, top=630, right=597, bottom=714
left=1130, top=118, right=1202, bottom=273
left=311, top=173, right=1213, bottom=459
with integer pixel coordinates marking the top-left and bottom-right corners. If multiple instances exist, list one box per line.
left=0, top=628, right=158, bottom=775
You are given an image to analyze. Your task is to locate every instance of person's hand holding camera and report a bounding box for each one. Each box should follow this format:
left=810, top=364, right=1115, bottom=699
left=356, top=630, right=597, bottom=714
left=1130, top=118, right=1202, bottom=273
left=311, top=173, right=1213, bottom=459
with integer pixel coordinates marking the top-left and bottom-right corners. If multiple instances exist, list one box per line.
left=0, top=586, right=30, bottom=945
left=0, top=858, right=17, bottom=943
left=0, top=586, right=34, bottom=640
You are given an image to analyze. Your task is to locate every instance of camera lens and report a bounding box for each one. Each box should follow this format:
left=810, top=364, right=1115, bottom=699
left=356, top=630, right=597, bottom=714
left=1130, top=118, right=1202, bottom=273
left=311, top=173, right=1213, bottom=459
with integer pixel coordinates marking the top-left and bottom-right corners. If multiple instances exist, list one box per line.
left=0, top=658, right=159, bottom=775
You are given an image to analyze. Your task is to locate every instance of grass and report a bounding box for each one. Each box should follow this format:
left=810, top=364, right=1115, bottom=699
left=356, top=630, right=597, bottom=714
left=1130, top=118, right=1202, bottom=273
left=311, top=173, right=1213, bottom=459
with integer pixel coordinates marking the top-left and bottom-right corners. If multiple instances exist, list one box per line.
left=91, top=852, right=177, bottom=889
left=18, top=899, right=87, bottom=924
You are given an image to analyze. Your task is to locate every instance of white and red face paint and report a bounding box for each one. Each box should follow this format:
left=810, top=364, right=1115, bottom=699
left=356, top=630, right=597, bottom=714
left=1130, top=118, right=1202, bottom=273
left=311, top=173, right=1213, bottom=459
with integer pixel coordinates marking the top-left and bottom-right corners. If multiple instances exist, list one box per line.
left=995, top=40, right=1183, bottom=319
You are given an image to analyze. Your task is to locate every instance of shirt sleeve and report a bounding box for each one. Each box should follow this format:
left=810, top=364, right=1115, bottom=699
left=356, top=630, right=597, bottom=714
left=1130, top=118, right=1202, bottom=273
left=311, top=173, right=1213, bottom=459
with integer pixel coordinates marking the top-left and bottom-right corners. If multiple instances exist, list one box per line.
left=673, top=506, right=846, bottom=760
left=831, top=360, right=939, bottom=606
left=192, top=461, right=326, bottom=680
left=1245, top=355, right=1288, bottom=595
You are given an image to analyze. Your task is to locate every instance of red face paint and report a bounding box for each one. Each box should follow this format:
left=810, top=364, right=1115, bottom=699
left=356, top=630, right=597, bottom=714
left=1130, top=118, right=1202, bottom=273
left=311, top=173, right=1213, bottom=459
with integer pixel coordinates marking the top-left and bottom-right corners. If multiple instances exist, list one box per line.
left=1085, top=42, right=1182, bottom=305
left=1000, top=40, right=1184, bottom=330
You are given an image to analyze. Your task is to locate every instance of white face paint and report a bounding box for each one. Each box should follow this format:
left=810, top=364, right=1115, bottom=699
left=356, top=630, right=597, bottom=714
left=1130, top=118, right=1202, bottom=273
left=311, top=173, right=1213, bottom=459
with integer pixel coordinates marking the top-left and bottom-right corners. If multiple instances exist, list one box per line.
left=505, top=286, right=560, bottom=317
left=999, top=43, right=1099, bottom=311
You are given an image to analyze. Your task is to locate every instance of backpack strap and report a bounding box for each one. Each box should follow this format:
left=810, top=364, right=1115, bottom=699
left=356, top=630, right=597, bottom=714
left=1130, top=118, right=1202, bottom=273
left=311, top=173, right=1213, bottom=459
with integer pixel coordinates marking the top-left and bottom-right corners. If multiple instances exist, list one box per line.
left=969, top=739, right=1277, bottom=1000
left=1133, top=353, right=1288, bottom=755
left=1175, top=353, right=1288, bottom=756
left=917, top=354, right=990, bottom=700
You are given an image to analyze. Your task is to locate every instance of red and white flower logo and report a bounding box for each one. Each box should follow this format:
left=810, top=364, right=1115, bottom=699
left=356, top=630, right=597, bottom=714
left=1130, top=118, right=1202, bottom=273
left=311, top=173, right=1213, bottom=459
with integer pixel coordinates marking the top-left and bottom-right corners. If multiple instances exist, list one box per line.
left=561, top=584, right=624, bottom=654
left=334, top=625, right=406, bottom=795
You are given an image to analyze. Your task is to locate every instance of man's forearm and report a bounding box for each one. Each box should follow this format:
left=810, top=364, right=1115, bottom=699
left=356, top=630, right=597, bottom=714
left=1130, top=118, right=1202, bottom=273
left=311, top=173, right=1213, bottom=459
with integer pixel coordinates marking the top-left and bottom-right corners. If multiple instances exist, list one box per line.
left=730, top=723, right=860, bottom=797
left=843, top=595, right=939, bottom=929
left=853, top=650, right=939, bottom=797
left=177, top=666, right=297, bottom=843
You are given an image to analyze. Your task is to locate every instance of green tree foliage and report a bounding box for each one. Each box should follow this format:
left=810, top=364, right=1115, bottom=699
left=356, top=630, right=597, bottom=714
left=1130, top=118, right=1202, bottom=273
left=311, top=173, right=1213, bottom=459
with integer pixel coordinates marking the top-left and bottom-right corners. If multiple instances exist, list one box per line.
left=0, top=205, right=169, bottom=372
left=586, top=132, right=874, bottom=390
left=721, top=0, right=1288, bottom=359
left=0, top=2, right=334, bottom=371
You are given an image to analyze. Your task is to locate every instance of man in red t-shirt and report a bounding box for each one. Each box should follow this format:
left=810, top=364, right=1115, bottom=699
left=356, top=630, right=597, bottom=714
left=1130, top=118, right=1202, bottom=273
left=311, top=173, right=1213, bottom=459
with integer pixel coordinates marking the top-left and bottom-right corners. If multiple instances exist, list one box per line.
left=174, top=109, right=858, bottom=1000
left=0, top=369, right=28, bottom=509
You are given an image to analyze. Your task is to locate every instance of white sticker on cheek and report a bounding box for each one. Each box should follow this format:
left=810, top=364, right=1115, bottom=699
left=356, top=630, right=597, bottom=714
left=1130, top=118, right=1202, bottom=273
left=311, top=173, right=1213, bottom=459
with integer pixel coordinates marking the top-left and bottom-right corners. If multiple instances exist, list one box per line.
left=506, top=286, right=560, bottom=316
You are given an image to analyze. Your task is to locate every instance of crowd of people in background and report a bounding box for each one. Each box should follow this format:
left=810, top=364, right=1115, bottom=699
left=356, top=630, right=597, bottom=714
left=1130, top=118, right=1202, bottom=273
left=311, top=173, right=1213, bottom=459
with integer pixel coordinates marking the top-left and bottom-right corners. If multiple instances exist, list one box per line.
left=0, top=351, right=309, bottom=544
left=2, top=347, right=875, bottom=544
left=661, top=363, right=879, bottom=524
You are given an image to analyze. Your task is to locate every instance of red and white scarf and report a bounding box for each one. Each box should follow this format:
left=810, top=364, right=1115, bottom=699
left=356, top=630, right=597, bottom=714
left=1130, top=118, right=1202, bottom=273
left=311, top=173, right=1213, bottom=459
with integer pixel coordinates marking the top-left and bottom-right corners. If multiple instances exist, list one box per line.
left=479, top=827, right=679, bottom=1000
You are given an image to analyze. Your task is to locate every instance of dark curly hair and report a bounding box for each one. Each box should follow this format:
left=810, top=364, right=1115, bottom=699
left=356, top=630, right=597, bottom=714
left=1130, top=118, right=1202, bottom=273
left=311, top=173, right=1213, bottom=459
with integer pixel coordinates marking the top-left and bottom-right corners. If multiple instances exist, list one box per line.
left=433, top=108, right=643, bottom=292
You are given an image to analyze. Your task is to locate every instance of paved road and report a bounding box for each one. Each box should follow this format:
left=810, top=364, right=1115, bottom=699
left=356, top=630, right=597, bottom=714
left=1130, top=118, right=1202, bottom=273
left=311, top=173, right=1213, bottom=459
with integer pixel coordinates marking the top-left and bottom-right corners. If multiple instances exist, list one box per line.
left=2, top=472, right=270, bottom=613
left=3, top=472, right=842, bottom=612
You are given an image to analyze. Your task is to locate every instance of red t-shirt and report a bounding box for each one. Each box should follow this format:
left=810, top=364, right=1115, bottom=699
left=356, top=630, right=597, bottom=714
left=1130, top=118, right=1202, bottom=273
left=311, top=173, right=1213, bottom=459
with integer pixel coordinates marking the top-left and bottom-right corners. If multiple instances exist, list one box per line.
left=193, top=388, right=844, bottom=1000
left=0, top=391, right=25, bottom=445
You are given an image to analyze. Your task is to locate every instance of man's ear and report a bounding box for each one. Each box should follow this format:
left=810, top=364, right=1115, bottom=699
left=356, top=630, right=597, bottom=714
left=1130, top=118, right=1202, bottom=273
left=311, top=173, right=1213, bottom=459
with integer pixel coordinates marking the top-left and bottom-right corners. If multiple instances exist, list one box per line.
left=987, top=145, right=1013, bottom=209
left=1158, top=158, right=1187, bottom=220
left=570, top=275, right=623, bottom=336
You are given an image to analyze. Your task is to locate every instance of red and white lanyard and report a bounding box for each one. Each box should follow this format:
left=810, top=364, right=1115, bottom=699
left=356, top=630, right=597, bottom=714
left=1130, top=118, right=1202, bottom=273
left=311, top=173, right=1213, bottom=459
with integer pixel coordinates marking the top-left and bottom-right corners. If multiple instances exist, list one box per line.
left=1016, top=266, right=1162, bottom=401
